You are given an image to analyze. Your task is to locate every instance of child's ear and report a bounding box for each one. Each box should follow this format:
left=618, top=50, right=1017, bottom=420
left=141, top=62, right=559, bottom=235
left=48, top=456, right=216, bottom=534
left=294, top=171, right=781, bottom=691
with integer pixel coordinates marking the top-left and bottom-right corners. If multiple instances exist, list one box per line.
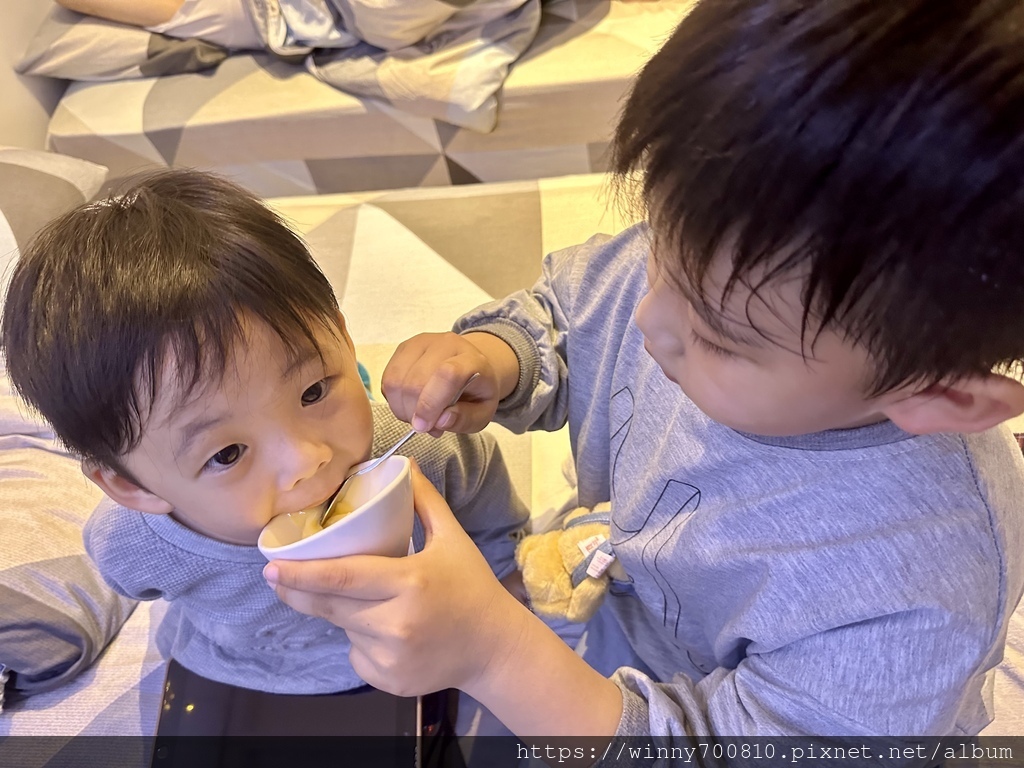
left=81, top=460, right=174, bottom=515
left=883, top=372, right=1024, bottom=435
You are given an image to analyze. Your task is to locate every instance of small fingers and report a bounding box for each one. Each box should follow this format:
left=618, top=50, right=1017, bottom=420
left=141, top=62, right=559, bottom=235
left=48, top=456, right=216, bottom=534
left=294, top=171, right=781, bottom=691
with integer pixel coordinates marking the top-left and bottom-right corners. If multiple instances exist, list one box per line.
left=382, top=333, right=477, bottom=427
left=381, top=337, right=432, bottom=423
left=409, top=463, right=459, bottom=541
left=264, top=556, right=398, bottom=600
left=411, top=363, right=478, bottom=433
left=271, top=583, right=370, bottom=626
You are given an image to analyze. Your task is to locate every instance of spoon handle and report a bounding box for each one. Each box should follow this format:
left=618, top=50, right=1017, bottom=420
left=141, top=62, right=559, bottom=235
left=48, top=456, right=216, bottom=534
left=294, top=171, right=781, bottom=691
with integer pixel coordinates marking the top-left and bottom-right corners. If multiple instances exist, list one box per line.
left=320, top=372, right=481, bottom=525
left=355, top=372, right=480, bottom=477
left=356, top=428, right=415, bottom=476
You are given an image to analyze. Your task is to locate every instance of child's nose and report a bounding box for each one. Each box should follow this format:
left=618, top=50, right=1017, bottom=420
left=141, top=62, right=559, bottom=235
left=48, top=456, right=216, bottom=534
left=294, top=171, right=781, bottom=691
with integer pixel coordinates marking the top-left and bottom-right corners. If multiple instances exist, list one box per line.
left=278, top=436, right=332, bottom=489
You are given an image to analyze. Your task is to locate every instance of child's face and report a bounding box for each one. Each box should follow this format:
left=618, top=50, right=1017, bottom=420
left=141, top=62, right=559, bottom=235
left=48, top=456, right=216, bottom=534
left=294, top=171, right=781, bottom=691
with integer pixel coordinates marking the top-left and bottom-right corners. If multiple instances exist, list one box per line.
left=635, top=250, right=909, bottom=437
left=115, top=315, right=373, bottom=545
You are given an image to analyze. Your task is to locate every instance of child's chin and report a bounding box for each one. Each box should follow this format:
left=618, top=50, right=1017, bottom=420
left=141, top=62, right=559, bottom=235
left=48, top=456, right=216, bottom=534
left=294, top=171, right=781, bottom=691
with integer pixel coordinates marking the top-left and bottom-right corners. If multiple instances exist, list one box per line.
left=219, top=529, right=263, bottom=547
left=690, top=400, right=765, bottom=434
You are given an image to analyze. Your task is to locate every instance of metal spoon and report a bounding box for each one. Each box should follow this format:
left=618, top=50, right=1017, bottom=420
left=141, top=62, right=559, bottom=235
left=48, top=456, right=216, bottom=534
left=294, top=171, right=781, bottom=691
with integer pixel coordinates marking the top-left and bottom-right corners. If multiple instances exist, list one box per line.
left=318, top=372, right=480, bottom=526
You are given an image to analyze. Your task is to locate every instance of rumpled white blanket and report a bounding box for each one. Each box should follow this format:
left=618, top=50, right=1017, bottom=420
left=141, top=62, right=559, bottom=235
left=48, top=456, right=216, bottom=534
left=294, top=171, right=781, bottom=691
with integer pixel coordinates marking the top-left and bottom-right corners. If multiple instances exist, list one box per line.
left=245, top=0, right=541, bottom=131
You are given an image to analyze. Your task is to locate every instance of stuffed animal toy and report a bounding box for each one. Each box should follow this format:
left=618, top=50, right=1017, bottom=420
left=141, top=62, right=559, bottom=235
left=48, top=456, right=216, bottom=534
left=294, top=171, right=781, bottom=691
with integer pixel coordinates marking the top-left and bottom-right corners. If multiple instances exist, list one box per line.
left=514, top=502, right=625, bottom=623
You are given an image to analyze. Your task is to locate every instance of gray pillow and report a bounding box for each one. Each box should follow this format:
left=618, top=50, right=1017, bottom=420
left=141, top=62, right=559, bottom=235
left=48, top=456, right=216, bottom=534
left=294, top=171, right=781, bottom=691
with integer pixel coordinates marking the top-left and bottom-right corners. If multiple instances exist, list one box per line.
left=0, top=148, right=136, bottom=697
left=16, top=7, right=228, bottom=82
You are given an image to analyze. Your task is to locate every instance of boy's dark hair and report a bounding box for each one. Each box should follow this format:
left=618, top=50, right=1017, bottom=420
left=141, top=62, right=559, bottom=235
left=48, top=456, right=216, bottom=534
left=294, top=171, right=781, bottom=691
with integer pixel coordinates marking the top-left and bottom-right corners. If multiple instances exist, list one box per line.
left=613, top=0, right=1024, bottom=394
left=2, top=169, right=340, bottom=472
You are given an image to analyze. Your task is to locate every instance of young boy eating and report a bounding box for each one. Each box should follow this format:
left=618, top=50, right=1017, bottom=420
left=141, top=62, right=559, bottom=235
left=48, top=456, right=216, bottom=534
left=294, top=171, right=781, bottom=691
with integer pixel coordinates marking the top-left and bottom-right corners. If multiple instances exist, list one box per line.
left=1, top=169, right=528, bottom=694
left=265, top=0, right=1024, bottom=746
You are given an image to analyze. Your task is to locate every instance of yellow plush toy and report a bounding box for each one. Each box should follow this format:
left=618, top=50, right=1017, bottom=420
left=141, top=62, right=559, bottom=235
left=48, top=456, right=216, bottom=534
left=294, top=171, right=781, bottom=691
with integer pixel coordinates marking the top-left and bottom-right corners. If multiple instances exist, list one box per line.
left=514, top=502, right=625, bottom=623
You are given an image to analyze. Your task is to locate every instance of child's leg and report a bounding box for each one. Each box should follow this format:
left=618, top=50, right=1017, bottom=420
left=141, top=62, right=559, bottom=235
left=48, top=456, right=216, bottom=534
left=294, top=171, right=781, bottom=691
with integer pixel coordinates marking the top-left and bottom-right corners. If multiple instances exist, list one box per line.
left=145, top=0, right=263, bottom=50
left=56, top=0, right=185, bottom=28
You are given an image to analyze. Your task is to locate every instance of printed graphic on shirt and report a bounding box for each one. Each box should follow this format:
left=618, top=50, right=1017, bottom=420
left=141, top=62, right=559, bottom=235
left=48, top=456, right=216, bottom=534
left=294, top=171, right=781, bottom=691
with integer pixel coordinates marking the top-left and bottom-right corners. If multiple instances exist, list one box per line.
left=609, top=385, right=701, bottom=638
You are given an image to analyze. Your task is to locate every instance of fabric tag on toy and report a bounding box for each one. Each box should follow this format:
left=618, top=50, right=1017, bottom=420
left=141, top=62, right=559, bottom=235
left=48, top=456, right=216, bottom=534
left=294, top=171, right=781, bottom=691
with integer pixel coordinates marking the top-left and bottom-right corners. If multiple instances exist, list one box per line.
left=587, top=548, right=616, bottom=578
left=577, top=534, right=607, bottom=558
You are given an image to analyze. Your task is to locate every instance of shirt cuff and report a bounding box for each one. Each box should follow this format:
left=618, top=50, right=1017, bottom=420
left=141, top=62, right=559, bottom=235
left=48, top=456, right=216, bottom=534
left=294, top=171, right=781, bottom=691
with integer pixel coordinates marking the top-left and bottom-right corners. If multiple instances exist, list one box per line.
left=456, top=319, right=540, bottom=415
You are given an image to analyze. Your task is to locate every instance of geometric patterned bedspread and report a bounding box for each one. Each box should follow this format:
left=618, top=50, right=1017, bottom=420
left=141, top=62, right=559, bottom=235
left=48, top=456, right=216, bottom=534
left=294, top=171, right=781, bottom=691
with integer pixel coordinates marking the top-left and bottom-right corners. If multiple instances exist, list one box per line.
left=46, top=0, right=695, bottom=198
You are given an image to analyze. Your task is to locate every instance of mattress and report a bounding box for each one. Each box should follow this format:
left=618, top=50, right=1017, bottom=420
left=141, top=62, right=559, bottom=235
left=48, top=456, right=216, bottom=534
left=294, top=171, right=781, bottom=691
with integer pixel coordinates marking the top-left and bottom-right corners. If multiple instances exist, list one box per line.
left=45, top=0, right=693, bottom=197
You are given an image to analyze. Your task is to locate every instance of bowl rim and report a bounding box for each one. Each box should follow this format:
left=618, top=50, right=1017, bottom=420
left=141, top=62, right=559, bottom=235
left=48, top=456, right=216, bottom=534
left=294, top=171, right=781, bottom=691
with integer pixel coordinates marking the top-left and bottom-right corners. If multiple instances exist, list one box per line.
left=257, top=454, right=412, bottom=555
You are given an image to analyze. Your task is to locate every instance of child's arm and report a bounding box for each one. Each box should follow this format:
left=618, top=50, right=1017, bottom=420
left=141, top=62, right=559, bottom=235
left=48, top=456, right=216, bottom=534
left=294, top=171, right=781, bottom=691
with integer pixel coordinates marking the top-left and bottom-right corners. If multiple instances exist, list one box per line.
left=383, top=330, right=521, bottom=435
left=55, top=0, right=184, bottom=28
left=384, top=236, right=605, bottom=438
left=266, top=469, right=983, bottom=753
left=265, top=464, right=624, bottom=739
left=83, top=498, right=191, bottom=602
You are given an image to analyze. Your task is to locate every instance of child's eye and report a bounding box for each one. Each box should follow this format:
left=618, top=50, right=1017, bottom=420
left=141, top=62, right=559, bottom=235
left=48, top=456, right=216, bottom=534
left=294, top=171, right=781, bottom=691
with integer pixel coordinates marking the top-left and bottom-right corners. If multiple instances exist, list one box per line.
left=205, top=444, right=245, bottom=471
left=301, top=378, right=331, bottom=405
left=690, top=331, right=735, bottom=358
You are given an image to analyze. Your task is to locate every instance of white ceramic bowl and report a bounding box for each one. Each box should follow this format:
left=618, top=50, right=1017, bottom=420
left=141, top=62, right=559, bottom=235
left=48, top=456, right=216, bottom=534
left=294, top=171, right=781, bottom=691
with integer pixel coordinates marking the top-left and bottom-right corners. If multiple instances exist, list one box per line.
left=258, top=455, right=414, bottom=561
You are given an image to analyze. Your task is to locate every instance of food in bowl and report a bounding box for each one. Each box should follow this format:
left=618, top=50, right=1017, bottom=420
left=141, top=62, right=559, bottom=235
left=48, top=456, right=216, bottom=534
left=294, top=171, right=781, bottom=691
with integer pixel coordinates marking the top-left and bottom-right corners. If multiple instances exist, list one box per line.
left=296, top=496, right=356, bottom=539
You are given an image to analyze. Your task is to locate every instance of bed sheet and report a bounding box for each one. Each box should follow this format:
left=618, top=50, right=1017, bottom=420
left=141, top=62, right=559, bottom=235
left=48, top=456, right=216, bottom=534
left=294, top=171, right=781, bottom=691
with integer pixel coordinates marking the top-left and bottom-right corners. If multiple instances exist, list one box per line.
left=0, top=602, right=168, bottom=744
left=45, top=0, right=694, bottom=197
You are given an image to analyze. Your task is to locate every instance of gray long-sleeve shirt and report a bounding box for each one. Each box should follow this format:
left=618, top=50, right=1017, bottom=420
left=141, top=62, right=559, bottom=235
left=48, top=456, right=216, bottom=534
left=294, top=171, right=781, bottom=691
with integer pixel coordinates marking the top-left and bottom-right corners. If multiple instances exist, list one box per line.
left=454, top=223, right=1024, bottom=742
left=84, top=401, right=527, bottom=694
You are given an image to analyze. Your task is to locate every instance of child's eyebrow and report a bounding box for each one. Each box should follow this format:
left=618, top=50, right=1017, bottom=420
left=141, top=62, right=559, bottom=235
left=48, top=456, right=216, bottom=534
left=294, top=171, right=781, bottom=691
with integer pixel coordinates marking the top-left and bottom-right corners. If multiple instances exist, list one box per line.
left=281, top=347, right=322, bottom=381
left=175, top=413, right=228, bottom=460
left=676, top=281, right=764, bottom=348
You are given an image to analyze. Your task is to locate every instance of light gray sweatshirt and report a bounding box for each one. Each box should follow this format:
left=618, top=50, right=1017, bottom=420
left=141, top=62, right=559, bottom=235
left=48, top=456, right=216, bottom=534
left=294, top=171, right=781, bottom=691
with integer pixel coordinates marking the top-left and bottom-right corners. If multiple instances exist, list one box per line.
left=84, top=402, right=527, bottom=694
left=454, top=223, right=1024, bottom=743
